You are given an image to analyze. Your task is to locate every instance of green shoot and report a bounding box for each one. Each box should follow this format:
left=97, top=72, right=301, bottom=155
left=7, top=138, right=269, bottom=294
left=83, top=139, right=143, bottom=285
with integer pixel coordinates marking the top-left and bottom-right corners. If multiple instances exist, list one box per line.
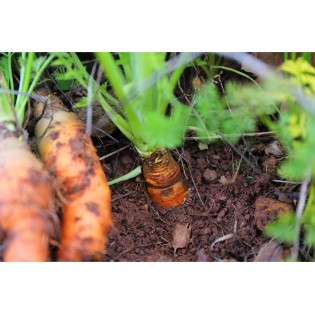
left=108, top=166, right=142, bottom=186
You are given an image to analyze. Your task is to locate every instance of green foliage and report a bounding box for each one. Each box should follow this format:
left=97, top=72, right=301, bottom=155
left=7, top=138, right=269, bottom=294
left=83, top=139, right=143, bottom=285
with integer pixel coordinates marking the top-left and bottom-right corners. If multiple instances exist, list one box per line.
left=273, top=58, right=315, bottom=181
left=0, top=56, right=13, bottom=123
left=264, top=213, right=297, bottom=244
left=189, top=56, right=315, bottom=259
left=141, top=105, right=189, bottom=149
left=280, top=57, right=315, bottom=95
left=191, top=79, right=279, bottom=144
left=0, top=55, right=11, bottom=87
left=95, top=52, right=191, bottom=155
left=191, top=57, right=315, bottom=183
left=52, top=67, right=78, bottom=91
left=302, top=184, right=315, bottom=250
left=0, top=52, right=54, bottom=128
left=258, top=58, right=315, bottom=257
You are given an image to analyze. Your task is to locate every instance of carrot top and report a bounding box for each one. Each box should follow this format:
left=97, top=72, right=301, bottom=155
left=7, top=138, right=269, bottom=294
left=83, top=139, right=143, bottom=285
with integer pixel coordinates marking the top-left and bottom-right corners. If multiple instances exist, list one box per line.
left=53, top=52, right=200, bottom=157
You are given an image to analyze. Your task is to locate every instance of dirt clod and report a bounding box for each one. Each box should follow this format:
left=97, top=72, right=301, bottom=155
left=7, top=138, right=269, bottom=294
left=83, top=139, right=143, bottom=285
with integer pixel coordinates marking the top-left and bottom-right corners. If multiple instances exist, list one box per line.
left=254, top=196, right=293, bottom=231
left=203, top=168, right=218, bottom=182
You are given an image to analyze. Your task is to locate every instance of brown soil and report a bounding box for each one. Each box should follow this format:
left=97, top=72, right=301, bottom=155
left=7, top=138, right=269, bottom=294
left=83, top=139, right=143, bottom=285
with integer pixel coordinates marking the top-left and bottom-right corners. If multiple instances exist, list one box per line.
left=99, top=133, right=297, bottom=262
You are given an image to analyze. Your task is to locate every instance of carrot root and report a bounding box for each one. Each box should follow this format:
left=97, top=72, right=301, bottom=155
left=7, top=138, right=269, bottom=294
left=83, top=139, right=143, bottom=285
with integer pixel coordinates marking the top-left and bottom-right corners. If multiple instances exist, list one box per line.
left=34, top=92, right=112, bottom=261
left=142, top=149, right=188, bottom=209
left=0, top=124, right=57, bottom=261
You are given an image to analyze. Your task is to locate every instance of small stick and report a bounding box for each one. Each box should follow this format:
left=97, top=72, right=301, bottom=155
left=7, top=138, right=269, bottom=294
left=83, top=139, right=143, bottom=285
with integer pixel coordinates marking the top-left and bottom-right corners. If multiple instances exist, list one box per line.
left=85, top=61, right=97, bottom=135
left=272, top=179, right=302, bottom=184
left=99, top=144, right=132, bottom=160
left=0, top=88, right=48, bottom=102
left=185, top=131, right=275, bottom=141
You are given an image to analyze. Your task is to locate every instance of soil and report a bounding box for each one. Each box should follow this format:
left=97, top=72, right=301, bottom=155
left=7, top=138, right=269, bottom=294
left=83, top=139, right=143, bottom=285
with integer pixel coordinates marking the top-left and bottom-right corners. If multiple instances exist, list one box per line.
left=97, top=131, right=298, bottom=262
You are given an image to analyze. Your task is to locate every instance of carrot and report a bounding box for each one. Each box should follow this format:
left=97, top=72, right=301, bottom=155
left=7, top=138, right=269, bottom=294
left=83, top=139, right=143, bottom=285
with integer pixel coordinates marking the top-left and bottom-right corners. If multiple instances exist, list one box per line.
left=33, top=90, right=112, bottom=261
left=93, top=52, right=191, bottom=209
left=142, top=149, right=188, bottom=209
left=0, top=123, right=57, bottom=261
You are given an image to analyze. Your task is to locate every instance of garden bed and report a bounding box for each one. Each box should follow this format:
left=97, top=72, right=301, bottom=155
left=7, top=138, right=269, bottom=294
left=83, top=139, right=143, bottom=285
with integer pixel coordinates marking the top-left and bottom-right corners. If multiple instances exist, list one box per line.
left=99, top=132, right=296, bottom=262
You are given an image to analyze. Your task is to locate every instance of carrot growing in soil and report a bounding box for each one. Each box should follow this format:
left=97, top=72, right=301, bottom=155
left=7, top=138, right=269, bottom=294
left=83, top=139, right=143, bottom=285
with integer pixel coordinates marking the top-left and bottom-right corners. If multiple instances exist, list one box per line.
left=0, top=52, right=57, bottom=261
left=33, top=90, right=112, bottom=261
left=95, top=53, right=195, bottom=208
left=142, top=149, right=188, bottom=208
left=53, top=53, right=194, bottom=208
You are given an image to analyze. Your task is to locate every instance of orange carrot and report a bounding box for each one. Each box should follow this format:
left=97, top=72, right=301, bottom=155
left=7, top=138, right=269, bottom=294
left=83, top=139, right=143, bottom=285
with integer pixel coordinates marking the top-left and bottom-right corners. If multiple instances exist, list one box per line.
left=0, top=123, right=57, bottom=261
left=34, top=91, right=112, bottom=261
left=142, top=149, right=188, bottom=209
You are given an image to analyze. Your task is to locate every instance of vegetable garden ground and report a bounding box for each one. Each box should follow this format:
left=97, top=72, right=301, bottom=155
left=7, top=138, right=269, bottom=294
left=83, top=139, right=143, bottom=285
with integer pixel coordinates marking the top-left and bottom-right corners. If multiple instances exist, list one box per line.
left=98, top=56, right=301, bottom=262
left=101, top=130, right=295, bottom=262
left=0, top=52, right=311, bottom=262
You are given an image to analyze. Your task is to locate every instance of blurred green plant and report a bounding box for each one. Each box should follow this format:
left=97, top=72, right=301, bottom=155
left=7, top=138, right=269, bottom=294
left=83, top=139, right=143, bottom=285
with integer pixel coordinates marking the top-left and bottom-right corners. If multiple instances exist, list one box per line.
left=189, top=55, right=315, bottom=259
left=214, top=57, right=315, bottom=258
left=0, top=52, right=54, bottom=132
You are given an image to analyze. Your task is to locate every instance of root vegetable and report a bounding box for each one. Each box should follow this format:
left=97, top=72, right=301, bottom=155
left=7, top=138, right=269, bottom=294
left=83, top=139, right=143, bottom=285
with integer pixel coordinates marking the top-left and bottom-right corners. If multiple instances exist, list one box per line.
left=142, top=149, right=187, bottom=209
left=34, top=91, right=112, bottom=261
left=0, top=124, right=56, bottom=261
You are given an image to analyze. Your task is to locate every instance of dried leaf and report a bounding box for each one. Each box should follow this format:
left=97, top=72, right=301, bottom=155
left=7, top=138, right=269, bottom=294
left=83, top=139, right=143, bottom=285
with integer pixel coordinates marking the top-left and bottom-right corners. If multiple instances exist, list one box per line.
left=219, top=176, right=235, bottom=185
left=172, top=223, right=192, bottom=254
left=198, top=142, right=208, bottom=151
left=265, top=140, right=284, bottom=157
left=254, top=241, right=283, bottom=262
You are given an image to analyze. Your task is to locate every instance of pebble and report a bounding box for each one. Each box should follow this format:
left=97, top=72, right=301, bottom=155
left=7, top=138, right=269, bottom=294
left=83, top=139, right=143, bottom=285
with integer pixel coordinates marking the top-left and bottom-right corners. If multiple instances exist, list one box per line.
left=121, top=155, right=133, bottom=166
left=203, top=168, right=218, bottom=182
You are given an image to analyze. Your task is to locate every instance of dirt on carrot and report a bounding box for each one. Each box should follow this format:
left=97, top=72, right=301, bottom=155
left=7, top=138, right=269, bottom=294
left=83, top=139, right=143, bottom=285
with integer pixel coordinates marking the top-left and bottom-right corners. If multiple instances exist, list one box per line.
left=33, top=91, right=112, bottom=261
left=0, top=123, right=57, bottom=262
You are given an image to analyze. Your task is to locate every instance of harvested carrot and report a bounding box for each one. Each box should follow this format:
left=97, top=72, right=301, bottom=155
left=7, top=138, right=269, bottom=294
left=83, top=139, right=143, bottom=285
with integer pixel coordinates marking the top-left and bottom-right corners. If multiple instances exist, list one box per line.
left=33, top=91, right=112, bottom=261
left=0, top=123, right=56, bottom=262
left=142, top=149, right=187, bottom=209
